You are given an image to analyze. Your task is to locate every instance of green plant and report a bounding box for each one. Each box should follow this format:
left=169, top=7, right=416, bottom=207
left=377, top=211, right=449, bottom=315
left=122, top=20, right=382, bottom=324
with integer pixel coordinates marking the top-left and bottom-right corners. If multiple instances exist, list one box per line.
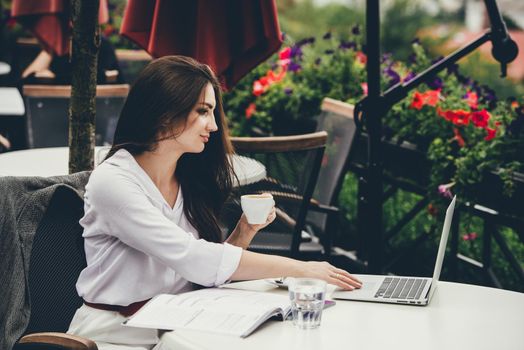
left=386, top=42, right=524, bottom=204
left=223, top=28, right=369, bottom=136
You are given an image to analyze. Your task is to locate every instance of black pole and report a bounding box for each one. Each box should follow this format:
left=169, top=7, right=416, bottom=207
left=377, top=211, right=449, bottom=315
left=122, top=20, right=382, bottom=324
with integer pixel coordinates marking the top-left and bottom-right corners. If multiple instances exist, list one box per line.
left=361, top=0, right=384, bottom=273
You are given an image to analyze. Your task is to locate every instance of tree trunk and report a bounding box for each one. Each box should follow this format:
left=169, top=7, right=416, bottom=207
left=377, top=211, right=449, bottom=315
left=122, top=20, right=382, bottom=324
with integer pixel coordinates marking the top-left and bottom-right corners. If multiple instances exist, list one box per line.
left=69, top=0, right=100, bottom=173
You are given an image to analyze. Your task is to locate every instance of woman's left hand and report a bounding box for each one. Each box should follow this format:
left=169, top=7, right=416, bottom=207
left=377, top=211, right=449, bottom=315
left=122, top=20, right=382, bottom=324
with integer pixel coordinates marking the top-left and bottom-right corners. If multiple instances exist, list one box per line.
left=226, top=206, right=276, bottom=249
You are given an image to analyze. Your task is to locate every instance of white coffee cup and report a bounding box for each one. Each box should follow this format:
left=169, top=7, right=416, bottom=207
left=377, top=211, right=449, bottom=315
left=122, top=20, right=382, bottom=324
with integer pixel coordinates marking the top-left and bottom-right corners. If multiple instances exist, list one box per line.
left=240, top=194, right=275, bottom=224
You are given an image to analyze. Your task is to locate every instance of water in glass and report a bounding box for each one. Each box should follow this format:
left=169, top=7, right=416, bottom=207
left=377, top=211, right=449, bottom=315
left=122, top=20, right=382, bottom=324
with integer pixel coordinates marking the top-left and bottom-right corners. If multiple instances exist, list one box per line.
left=289, top=278, right=326, bottom=329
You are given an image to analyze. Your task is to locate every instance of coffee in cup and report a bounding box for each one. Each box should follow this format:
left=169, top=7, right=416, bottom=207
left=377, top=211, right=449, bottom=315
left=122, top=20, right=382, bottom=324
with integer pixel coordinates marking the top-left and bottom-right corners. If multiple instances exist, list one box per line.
left=241, top=194, right=275, bottom=224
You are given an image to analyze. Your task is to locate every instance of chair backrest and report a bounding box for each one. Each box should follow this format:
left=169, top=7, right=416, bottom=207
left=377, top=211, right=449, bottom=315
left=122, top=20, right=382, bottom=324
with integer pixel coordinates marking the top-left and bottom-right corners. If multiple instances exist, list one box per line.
left=23, top=84, right=129, bottom=148
left=231, top=131, right=327, bottom=255
left=308, top=98, right=358, bottom=231
left=24, top=187, right=86, bottom=334
left=115, top=49, right=152, bottom=84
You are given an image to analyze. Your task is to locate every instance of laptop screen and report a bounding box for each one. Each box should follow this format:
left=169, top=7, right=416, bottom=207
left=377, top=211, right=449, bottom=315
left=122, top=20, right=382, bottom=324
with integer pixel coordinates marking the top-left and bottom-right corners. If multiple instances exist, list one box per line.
left=428, top=196, right=456, bottom=301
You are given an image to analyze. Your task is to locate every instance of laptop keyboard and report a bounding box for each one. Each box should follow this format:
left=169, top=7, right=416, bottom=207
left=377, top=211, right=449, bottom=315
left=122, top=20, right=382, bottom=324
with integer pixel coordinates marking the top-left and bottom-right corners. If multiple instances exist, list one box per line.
left=374, top=277, right=428, bottom=300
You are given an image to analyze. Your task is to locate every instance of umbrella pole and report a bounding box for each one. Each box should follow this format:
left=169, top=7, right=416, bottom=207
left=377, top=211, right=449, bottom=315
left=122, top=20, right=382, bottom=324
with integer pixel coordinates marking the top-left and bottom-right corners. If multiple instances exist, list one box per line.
left=356, top=0, right=385, bottom=274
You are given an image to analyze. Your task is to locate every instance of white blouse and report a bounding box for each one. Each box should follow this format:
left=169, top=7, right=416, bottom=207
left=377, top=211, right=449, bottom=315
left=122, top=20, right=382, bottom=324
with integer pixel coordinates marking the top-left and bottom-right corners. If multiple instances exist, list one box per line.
left=76, top=149, right=242, bottom=306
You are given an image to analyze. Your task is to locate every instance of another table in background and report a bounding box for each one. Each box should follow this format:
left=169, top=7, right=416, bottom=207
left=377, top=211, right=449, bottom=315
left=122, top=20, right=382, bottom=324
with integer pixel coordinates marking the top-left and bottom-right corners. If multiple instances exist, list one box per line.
left=0, top=87, right=25, bottom=151
left=0, top=147, right=266, bottom=187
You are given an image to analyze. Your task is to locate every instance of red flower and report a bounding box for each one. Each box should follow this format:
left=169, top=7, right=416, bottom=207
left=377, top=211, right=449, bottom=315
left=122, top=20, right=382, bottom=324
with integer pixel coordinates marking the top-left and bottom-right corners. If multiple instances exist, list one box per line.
left=410, top=91, right=424, bottom=110
left=424, top=89, right=440, bottom=106
left=471, top=109, right=490, bottom=128
left=267, top=68, right=286, bottom=83
left=279, top=47, right=291, bottom=61
left=485, top=127, right=497, bottom=141
left=356, top=51, right=367, bottom=64
left=410, top=90, right=440, bottom=110
left=450, top=110, right=470, bottom=126
left=252, top=80, right=265, bottom=96
left=245, top=103, right=256, bottom=119
left=453, top=128, right=465, bottom=147
left=439, top=109, right=470, bottom=126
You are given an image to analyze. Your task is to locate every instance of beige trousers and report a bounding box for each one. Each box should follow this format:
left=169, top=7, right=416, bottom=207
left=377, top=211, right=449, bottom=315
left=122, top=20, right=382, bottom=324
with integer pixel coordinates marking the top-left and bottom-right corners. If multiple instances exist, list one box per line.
left=68, top=304, right=169, bottom=350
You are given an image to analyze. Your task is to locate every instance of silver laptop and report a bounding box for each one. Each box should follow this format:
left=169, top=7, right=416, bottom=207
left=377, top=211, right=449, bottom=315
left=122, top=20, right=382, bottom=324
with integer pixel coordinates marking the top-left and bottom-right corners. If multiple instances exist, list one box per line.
left=333, top=196, right=456, bottom=306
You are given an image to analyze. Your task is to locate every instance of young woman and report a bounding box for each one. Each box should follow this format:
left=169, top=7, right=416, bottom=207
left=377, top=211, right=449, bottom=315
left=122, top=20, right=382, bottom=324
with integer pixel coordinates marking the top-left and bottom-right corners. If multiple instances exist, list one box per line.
left=68, top=56, right=361, bottom=350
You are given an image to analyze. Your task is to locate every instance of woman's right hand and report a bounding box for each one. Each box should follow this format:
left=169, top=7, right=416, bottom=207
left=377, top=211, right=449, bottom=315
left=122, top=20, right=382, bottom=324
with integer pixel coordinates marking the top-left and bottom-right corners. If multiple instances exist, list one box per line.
left=300, top=261, right=362, bottom=290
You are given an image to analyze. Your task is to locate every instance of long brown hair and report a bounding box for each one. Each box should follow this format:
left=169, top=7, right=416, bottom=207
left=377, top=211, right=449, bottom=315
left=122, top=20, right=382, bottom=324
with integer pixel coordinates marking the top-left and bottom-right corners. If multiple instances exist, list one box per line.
left=105, top=56, right=234, bottom=243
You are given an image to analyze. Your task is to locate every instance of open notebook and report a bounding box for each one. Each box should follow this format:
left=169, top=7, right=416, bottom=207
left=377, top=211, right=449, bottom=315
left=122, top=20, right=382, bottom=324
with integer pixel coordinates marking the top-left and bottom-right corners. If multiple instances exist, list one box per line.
left=123, top=288, right=291, bottom=337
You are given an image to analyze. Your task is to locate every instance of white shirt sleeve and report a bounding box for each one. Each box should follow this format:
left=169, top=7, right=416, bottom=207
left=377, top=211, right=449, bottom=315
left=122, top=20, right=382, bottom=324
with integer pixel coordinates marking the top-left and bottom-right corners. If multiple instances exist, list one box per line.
left=85, top=169, right=242, bottom=287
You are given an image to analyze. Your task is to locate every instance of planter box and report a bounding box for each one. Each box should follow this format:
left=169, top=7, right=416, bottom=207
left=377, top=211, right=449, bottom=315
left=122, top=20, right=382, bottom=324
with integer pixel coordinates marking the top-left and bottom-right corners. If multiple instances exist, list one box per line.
left=349, top=134, right=524, bottom=219
left=472, top=170, right=524, bottom=219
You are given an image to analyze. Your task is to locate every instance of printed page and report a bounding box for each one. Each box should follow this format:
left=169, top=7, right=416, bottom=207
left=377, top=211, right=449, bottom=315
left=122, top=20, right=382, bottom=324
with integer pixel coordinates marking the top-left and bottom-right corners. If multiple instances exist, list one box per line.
left=124, top=289, right=290, bottom=337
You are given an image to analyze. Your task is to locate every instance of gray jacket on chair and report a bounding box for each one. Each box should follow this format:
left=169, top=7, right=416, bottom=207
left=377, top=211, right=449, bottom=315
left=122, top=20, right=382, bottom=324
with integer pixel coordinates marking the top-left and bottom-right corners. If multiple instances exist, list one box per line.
left=0, top=172, right=90, bottom=350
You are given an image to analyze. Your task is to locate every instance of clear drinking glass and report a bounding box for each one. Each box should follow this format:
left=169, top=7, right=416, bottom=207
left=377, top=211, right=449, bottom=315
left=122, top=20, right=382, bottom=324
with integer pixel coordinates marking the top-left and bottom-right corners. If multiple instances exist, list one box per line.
left=288, top=278, right=327, bottom=329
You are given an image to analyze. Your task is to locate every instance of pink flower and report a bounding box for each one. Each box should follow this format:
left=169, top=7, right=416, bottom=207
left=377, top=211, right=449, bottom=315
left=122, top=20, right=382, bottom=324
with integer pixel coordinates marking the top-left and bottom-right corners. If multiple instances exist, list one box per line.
left=462, top=232, right=478, bottom=241
left=465, top=91, right=478, bottom=110
left=361, top=82, right=368, bottom=96
left=438, top=182, right=454, bottom=198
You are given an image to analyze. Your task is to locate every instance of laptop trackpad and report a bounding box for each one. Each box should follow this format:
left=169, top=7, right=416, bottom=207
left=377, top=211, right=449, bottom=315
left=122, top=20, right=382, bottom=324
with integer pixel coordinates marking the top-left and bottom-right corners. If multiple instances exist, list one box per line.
left=333, top=280, right=378, bottom=299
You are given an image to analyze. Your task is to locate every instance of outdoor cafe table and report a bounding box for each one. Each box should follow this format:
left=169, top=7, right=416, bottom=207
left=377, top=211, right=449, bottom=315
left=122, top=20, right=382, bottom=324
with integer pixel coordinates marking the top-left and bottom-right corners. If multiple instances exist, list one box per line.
left=160, top=279, right=524, bottom=350
left=0, top=147, right=266, bottom=186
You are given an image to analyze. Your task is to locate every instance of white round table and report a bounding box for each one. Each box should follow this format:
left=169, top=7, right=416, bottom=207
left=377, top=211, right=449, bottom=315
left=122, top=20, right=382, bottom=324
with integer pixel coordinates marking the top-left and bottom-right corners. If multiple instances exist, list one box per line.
left=0, top=62, right=11, bottom=76
left=160, top=279, right=524, bottom=350
left=0, top=147, right=266, bottom=186
left=0, top=87, right=25, bottom=116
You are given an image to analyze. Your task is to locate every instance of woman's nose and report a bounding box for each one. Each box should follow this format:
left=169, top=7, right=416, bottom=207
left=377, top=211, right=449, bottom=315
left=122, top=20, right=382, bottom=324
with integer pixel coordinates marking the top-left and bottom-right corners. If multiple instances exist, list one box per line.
left=208, top=116, right=218, bottom=132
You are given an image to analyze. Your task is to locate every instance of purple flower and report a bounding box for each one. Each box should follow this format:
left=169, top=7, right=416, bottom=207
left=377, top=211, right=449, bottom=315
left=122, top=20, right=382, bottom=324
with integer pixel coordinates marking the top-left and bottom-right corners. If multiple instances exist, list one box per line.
left=351, top=25, right=361, bottom=35
left=290, top=46, right=303, bottom=59
left=427, top=77, right=443, bottom=90
left=288, top=62, right=302, bottom=72
left=384, top=66, right=401, bottom=86
left=325, top=49, right=335, bottom=55
left=323, top=32, right=332, bottom=40
left=315, top=58, right=322, bottom=65
left=284, top=87, right=293, bottom=95
left=296, top=37, right=315, bottom=47
left=381, top=53, right=393, bottom=64
left=339, top=40, right=356, bottom=50
left=404, top=71, right=416, bottom=83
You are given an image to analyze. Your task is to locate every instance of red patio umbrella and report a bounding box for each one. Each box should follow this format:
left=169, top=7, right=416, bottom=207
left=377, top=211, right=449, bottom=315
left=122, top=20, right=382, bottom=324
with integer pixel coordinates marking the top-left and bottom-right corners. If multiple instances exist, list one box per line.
left=120, top=0, right=283, bottom=90
left=11, top=0, right=109, bottom=56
